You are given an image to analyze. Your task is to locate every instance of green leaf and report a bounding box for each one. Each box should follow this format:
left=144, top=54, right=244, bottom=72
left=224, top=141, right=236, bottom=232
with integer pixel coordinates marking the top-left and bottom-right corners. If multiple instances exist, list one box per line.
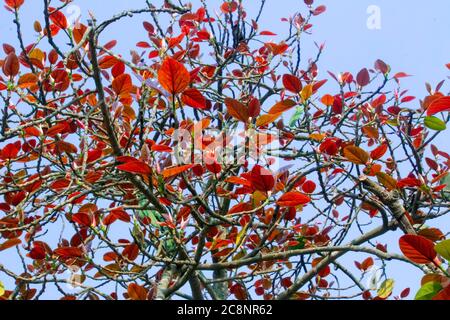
left=441, top=174, right=450, bottom=201
left=289, top=237, right=306, bottom=250
left=435, top=239, right=450, bottom=262
left=0, top=281, right=5, bottom=296
left=377, top=279, right=395, bottom=298
left=289, top=106, right=304, bottom=127
left=415, top=281, right=443, bottom=300
left=424, top=116, right=447, bottom=131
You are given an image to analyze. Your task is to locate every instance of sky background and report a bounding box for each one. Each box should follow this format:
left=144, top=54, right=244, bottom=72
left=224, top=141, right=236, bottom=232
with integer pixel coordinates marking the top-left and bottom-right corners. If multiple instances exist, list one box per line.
left=0, top=0, right=449, bottom=299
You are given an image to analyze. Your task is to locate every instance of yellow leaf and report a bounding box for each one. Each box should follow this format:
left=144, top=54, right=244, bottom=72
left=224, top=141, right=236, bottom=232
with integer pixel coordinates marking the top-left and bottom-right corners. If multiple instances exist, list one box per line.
left=252, top=190, right=267, bottom=206
left=376, top=172, right=398, bottom=191
left=236, top=224, right=249, bottom=245
left=232, top=250, right=246, bottom=261
left=256, top=113, right=282, bottom=127
left=300, top=84, right=313, bottom=102
left=343, top=146, right=369, bottom=165
left=309, top=133, right=326, bottom=142
left=29, top=48, right=45, bottom=62
left=0, top=281, right=5, bottom=296
left=378, top=279, right=395, bottom=299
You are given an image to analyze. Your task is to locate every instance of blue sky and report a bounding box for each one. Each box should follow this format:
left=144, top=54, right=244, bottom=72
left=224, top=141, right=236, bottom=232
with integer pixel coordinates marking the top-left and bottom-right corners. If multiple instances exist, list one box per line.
left=0, top=0, right=449, bottom=299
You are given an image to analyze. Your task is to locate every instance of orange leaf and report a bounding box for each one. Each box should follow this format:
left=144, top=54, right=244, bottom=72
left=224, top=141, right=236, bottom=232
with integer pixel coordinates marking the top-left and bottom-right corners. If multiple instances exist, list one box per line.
left=225, top=176, right=252, bottom=187
left=321, top=94, right=334, bottom=106
left=224, top=98, right=249, bottom=123
left=127, top=283, right=148, bottom=300
left=98, top=55, right=118, bottom=69
left=112, top=74, right=133, bottom=97
left=268, top=99, right=296, bottom=114
left=158, top=57, right=190, bottom=95
left=162, top=164, right=194, bottom=179
left=18, top=73, right=38, bottom=89
left=0, top=238, right=21, bottom=252
left=362, top=126, right=379, bottom=139
left=343, top=146, right=369, bottom=165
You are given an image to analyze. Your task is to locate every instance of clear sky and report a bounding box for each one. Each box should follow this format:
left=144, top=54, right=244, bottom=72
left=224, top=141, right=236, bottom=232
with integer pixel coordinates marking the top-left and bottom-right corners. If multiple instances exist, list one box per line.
left=0, top=0, right=449, bottom=299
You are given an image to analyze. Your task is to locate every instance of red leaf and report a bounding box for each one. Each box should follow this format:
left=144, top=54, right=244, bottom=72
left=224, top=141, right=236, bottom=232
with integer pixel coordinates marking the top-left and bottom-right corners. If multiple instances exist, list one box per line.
left=370, top=144, right=388, bottom=160
left=312, top=5, right=326, bottom=15
left=302, top=180, right=316, bottom=193
left=28, top=245, right=46, bottom=260
left=360, top=257, right=374, bottom=271
left=50, top=178, right=71, bottom=191
left=54, top=247, right=84, bottom=259
left=72, top=212, right=92, bottom=227
left=111, top=209, right=130, bottom=223
left=399, top=235, right=437, bottom=264
left=250, top=165, right=275, bottom=192
left=260, top=31, right=277, bottom=36
left=393, top=72, right=411, bottom=80
left=47, top=122, right=68, bottom=137
left=1, top=142, right=20, bottom=159
left=151, top=144, right=172, bottom=153
left=205, top=156, right=222, bottom=174
left=427, top=96, right=450, bottom=116
left=220, top=1, right=238, bottom=13
left=136, top=41, right=151, bottom=48
left=356, top=68, right=370, bottom=87
left=87, top=149, right=103, bottom=163
left=277, top=191, right=311, bottom=207
left=181, top=88, right=207, bottom=109
left=49, top=7, right=68, bottom=29
left=374, top=59, right=389, bottom=74
left=401, top=96, right=415, bottom=103
left=2, top=52, right=19, bottom=77
left=282, top=74, right=302, bottom=93
left=158, top=57, right=190, bottom=95
left=5, top=0, right=24, bottom=9
left=224, top=98, right=249, bottom=123
left=397, top=177, right=421, bottom=188
left=400, top=288, right=411, bottom=299
left=117, top=160, right=152, bottom=175
left=432, top=285, right=450, bottom=301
